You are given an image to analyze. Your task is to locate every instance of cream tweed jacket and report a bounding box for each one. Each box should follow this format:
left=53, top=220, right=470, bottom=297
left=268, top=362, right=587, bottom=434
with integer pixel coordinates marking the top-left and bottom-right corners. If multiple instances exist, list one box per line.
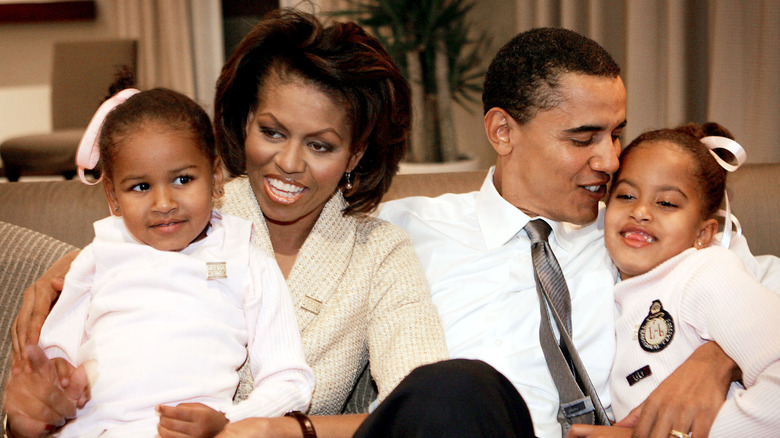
left=217, top=177, right=448, bottom=415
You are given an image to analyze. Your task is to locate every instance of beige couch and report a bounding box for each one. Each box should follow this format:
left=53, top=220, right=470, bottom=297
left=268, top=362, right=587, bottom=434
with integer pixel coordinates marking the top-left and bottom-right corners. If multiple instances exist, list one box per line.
left=1, top=165, right=778, bottom=413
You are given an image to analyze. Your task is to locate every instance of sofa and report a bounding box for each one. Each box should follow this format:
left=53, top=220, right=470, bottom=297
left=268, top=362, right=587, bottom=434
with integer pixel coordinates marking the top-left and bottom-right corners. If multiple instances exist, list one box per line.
left=1, top=164, right=778, bottom=413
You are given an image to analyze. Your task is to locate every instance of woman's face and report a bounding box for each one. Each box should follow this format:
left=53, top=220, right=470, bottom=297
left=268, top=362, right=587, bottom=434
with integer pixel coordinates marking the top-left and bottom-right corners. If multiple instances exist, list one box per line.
left=244, top=73, right=362, bottom=228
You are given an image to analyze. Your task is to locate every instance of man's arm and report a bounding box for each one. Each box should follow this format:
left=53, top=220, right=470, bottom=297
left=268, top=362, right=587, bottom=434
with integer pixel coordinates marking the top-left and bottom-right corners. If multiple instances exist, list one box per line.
left=616, top=341, right=737, bottom=438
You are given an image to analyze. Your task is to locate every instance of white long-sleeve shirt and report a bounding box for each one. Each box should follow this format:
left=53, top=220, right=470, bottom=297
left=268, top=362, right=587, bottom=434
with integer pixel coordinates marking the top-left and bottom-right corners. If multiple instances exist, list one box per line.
left=611, top=247, right=780, bottom=437
left=39, top=212, right=313, bottom=438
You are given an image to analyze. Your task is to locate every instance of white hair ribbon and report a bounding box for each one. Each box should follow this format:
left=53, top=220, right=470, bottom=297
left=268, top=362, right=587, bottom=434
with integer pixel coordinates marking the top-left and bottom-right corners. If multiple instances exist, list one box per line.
left=76, top=88, right=141, bottom=185
left=699, top=136, right=747, bottom=249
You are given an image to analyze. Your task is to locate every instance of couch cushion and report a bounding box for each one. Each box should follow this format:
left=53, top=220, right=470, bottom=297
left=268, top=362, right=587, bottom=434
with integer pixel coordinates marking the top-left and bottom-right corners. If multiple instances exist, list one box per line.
left=727, top=163, right=780, bottom=256
left=0, top=221, right=78, bottom=414
left=0, top=179, right=107, bottom=248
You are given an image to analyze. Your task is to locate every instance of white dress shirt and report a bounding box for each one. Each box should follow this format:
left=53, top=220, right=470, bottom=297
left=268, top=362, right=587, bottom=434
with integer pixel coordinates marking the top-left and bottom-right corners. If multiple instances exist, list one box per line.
left=380, top=168, right=618, bottom=438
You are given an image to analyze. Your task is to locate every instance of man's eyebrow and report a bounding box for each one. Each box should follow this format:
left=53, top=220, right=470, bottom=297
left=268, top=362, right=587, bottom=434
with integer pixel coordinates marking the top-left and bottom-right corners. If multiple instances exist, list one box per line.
left=564, top=119, right=627, bottom=134
left=564, top=125, right=604, bottom=134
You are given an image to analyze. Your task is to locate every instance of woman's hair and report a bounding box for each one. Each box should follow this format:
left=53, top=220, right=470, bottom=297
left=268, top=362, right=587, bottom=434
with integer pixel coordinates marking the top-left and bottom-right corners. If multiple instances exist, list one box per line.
left=616, top=122, right=733, bottom=220
left=99, top=87, right=216, bottom=181
left=214, top=8, right=411, bottom=215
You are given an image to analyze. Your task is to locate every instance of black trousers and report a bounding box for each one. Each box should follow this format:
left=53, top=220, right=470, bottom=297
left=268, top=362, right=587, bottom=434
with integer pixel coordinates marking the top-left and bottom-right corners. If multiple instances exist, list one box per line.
left=353, top=359, right=536, bottom=438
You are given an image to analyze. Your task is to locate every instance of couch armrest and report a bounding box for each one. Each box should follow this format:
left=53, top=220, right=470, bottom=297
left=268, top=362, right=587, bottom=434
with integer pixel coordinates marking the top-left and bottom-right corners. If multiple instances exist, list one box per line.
left=0, top=221, right=78, bottom=414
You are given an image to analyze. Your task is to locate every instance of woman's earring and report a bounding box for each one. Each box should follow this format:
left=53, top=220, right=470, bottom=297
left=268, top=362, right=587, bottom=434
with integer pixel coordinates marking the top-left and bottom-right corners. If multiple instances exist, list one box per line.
left=344, top=171, right=353, bottom=190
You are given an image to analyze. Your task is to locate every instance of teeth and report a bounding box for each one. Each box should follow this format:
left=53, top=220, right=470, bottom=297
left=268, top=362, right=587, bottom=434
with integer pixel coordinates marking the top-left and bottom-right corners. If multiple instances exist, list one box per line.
left=584, top=185, right=601, bottom=192
left=267, top=178, right=304, bottom=198
left=622, top=231, right=656, bottom=243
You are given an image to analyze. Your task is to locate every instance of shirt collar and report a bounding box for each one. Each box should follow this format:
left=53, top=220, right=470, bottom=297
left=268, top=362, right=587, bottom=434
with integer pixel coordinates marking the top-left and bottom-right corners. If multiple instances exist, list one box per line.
left=475, top=166, right=579, bottom=251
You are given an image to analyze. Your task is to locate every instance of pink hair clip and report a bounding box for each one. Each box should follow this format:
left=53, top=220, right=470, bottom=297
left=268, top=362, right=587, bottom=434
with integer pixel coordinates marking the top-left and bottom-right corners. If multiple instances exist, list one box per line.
left=76, top=88, right=140, bottom=185
left=699, top=136, right=747, bottom=249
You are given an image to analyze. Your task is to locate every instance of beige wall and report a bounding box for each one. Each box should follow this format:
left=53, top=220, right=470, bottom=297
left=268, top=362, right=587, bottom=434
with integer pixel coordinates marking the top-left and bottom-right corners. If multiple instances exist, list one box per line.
left=0, top=0, right=118, bottom=144
left=451, top=0, right=518, bottom=170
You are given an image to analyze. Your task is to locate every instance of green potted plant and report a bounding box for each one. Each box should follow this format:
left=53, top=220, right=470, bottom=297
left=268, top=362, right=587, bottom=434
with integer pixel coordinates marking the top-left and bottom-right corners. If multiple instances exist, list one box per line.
left=336, top=0, right=489, bottom=166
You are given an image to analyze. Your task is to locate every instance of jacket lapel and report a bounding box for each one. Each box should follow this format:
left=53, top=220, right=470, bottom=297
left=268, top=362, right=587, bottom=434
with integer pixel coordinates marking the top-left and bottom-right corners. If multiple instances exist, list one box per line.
left=286, top=193, right=356, bottom=330
left=219, top=179, right=356, bottom=330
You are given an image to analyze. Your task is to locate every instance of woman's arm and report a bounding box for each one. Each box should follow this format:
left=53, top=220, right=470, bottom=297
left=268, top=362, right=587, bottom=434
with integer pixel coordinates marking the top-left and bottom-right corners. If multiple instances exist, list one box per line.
left=216, top=414, right=367, bottom=438
left=11, top=250, right=79, bottom=359
left=364, top=228, right=449, bottom=401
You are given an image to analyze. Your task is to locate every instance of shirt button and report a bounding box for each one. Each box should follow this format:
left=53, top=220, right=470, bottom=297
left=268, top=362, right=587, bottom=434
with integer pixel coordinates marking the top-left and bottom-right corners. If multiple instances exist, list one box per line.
left=495, top=339, right=502, bottom=347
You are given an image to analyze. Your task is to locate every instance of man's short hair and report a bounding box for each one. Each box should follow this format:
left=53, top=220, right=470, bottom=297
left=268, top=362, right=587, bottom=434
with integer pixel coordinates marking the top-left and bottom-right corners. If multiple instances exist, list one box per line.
left=482, top=27, right=620, bottom=124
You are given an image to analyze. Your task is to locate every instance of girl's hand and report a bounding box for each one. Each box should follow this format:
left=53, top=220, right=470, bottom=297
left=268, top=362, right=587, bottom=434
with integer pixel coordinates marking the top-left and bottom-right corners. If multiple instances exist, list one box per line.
left=567, top=425, right=634, bottom=438
left=157, top=403, right=228, bottom=438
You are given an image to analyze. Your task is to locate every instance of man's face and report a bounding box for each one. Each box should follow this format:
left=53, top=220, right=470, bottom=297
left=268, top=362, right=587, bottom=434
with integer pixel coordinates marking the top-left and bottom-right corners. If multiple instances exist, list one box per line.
left=496, top=73, right=627, bottom=225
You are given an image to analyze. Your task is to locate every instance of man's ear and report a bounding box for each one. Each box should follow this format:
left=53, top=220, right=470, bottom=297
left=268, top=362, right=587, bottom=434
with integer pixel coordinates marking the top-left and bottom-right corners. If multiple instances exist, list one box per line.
left=695, top=218, right=719, bottom=248
left=484, top=108, right=513, bottom=156
left=212, top=156, right=226, bottom=199
left=104, top=179, right=121, bottom=217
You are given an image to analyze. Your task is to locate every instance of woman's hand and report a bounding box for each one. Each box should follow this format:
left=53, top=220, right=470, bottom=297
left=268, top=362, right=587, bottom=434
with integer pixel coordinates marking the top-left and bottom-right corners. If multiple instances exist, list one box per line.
left=4, top=345, right=90, bottom=438
left=11, top=250, right=79, bottom=361
left=615, top=341, right=736, bottom=438
left=567, top=425, right=634, bottom=438
left=157, top=403, right=229, bottom=438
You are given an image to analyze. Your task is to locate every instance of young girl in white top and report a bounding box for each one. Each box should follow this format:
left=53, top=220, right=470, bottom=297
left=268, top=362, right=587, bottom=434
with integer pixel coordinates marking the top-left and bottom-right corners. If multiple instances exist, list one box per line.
left=37, top=86, right=314, bottom=437
left=570, top=122, right=780, bottom=438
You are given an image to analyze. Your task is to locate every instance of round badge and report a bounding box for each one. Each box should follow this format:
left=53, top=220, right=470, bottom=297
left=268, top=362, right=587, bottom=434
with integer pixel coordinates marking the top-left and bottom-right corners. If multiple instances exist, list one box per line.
left=638, top=300, right=674, bottom=352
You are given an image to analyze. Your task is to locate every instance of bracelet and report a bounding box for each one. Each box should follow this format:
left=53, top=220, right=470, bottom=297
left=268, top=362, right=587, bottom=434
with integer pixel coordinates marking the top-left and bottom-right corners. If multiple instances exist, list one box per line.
left=2, top=412, right=12, bottom=438
left=284, top=411, right=317, bottom=438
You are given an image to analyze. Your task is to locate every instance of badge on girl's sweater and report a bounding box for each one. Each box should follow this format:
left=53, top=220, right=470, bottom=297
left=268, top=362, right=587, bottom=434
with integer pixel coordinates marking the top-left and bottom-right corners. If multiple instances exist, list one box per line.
left=207, top=262, right=227, bottom=280
left=638, top=300, right=674, bottom=352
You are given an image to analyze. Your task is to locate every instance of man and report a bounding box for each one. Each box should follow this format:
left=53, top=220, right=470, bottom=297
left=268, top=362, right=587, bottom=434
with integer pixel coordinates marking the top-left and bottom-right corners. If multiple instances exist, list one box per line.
left=379, top=27, right=777, bottom=438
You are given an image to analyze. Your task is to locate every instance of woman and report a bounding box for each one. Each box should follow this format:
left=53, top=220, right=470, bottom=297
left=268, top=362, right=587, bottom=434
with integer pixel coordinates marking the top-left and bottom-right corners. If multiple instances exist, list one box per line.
left=6, top=9, right=448, bottom=438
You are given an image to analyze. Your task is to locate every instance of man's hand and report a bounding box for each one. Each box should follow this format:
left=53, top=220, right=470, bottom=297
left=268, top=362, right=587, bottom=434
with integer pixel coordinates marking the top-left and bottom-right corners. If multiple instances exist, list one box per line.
left=567, top=425, right=634, bottom=438
left=4, top=344, right=90, bottom=438
left=616, top=342, right=737, bottom=438
left=11, top=250, right=78, bottom=361
left=157, top=403, right=229, bottom=438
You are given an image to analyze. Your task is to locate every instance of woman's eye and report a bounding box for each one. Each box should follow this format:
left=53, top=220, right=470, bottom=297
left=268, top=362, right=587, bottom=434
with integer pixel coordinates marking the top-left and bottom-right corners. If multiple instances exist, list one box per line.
left=261, top=128, right=284, bottom=140
left=131, top=183, right=150, bottom=192
left=309, top=142, right=333, bottom=153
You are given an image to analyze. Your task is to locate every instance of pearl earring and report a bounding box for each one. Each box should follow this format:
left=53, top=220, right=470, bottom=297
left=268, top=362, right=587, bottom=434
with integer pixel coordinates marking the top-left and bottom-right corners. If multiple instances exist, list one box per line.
left=344, top=171, right=353, bottom=190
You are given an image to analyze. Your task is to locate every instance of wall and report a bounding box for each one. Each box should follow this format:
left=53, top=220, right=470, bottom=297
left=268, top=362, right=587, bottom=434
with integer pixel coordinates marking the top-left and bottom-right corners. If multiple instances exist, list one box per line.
left=0, top=0, right=117, bottom=146
left=451, top=0, right=518, bottom=170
